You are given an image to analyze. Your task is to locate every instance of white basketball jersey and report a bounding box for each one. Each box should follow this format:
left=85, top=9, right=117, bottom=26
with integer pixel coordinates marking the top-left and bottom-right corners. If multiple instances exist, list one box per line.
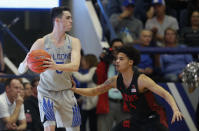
left=38, top=34, right=72, bottom=92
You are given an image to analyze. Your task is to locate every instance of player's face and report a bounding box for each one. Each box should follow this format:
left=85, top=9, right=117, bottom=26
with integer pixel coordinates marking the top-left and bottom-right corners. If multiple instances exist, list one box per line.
left=115, top=52, right=133, bottom=72
left=60, top=11, right=72, bottom=32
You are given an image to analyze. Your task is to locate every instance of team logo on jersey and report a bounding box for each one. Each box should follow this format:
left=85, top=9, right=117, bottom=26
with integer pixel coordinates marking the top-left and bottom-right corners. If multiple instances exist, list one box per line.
left=131, top=88, right=136, bottom=93
left=123, top=120, right=130, bottom=128
left=131, top=85, right=136, bottom=93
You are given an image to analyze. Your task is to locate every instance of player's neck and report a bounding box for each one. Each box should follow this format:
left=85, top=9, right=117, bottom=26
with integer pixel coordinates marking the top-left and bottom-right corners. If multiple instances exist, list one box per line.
left=51, top=31, right=66, bottom=44
left=122, top=68, right=134, bottom=87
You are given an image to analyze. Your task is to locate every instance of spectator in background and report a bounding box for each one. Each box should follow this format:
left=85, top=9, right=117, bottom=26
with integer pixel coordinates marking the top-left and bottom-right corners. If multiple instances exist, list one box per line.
left=110, top=0, right=143, bottom=44
left=23, top=82, right=32, bottom=99
left=145, top=0, right=179, bottom=47
left=180, top=10, right=199, bottom=48
left=95, top=38, right=130, bottom=131
left=134, top=29, right=154, bottom=76
left=106, top=0, right=151, bottom=24
left=160, top=28, right=193, bottom=82
left=73, top=54, right=98, bottom=131
left=106, top=0, right=123, bottom=17
left=24, top=77, right=43, bottom=131
left=180, top=0, right=199, bottom=28
left=0, top=36, right=4, bottom=73
left=0, top=78, right=27, bottom=130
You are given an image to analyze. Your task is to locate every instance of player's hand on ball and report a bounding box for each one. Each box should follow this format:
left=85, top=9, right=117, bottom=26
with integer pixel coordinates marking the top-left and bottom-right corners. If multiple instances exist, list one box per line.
left=43, top=58, right=57, bottom=70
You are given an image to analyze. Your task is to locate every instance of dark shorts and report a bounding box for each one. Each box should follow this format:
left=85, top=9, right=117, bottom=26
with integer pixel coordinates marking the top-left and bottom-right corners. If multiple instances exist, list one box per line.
left=111, top=114, right=169, bottom=131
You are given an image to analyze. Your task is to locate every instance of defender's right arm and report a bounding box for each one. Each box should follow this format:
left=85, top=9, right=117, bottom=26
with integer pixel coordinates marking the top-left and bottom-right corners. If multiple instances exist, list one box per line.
left=71, top=76, right=117, bottom=96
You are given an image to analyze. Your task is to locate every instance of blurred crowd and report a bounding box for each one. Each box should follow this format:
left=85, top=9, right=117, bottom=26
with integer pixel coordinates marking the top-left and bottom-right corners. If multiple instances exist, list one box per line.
left=0, top=0, right=199, bottom=130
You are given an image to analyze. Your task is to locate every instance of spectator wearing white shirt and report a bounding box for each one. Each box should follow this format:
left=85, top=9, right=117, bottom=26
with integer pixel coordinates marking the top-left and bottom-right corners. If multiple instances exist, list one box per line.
left=0, top=78, right=26, bottom=130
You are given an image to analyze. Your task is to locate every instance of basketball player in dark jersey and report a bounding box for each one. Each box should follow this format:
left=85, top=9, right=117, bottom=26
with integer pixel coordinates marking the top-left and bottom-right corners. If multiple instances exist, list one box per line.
left=71, top=45, right=183, bottom=131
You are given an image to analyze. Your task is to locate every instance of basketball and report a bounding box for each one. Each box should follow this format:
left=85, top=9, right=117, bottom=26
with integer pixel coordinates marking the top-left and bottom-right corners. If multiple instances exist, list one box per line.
left=27, top=49, right=51, bottom=73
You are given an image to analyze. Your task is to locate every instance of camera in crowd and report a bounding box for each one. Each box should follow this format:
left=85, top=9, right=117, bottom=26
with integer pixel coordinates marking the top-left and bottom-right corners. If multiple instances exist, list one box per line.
left=100, top=47, right=114, bottom=64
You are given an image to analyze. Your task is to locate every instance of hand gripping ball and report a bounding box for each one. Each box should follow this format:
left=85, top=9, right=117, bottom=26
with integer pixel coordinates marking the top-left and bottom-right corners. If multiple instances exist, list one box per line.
left=27, top=49, right=51, bottom=73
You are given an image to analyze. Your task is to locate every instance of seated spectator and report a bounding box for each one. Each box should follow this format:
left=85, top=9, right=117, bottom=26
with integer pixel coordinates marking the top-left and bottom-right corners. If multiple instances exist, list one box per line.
left=134, top=29, right=154, bottom=76
left=24, top=77, right=43, bottom=131
left=180, top=10, right=199, bottom=47
left=73, top=54, right=98, bottom=131
left=0, top=78, right=27, bottom=130
left=145, top=0, right=179, bottom=47
left=23, top=82, right=32, bottom=99
left=110, top=0, right=143, bottom=44
left=160, top=28, right=193, bottom=82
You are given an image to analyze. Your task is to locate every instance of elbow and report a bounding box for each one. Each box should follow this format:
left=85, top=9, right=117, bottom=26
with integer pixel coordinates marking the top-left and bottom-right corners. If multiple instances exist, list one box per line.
left=72, top=64, right=80, bottom=72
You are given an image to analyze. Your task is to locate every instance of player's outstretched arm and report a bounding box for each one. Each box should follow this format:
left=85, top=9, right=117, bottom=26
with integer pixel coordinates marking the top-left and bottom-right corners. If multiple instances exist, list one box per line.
left=138, top=74, right=183, bottom=124
left=70, top=76, right=117, bottom=96
left=18, top=38, right=44, bottom=74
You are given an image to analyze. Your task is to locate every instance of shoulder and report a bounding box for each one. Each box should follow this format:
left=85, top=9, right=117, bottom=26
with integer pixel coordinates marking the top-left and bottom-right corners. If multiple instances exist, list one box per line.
left=90, top=67, right=97, bottom=71
left=110, top=14, right=120, bottom=19
left=166, top=15, right=178, bottom=21
left=146, top=17, right=156, bottom=23
left=69, top=36, right=81, bottom=47
left=138, top=74, right=152, bottom=84
left=137, top=74, right=157, bottom=91
left=0, top=93, right=5, bottom=104
left=69, top=35, right=80, bottom=43
left=133, top=17, right=142, bottom=24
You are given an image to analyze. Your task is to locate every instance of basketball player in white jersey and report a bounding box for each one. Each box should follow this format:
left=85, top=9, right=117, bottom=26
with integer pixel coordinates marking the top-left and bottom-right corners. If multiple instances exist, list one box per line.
left=18, top=6, right=81, bottom=131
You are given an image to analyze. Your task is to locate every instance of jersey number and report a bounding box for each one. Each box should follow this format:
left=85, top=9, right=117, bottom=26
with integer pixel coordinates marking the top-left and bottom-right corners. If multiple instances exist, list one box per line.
left=56, top=62, right=63, bottom=74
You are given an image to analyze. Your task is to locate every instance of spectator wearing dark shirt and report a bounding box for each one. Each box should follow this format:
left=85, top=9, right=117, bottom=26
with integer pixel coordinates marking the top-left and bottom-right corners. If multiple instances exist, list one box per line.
left=180, top=10, right=199, bottom=47
left=24, top=77, right=43, bottom=131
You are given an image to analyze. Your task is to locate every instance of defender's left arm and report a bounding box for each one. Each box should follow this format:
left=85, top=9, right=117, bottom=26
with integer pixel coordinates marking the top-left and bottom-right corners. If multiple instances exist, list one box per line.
left=138, top=74, right=183, bottom=124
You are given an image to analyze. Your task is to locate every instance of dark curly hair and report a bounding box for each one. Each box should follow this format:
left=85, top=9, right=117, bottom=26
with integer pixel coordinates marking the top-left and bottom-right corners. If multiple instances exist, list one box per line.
left=117, top=45, right=140, bottom=65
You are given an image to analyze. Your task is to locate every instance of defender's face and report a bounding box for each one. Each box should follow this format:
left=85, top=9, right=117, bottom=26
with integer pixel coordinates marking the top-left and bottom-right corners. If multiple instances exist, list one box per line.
left=60, top=11, right=72, bottom=32
left=115, top=52, right=133, bottom=72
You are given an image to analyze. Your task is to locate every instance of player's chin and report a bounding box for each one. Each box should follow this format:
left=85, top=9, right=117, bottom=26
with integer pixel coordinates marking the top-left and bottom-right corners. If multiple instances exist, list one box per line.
left=115, top=66, right=120, bottom=71
left=66, top=26, right=72, bottom=31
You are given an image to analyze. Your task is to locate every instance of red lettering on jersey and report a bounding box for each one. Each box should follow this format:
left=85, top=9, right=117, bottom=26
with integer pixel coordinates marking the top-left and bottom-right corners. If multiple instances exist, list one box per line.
left=123, top=94, right=138, bottom=102
left=129, top=103, right=136, bottom=109
left=123, top=120, right=130, bottom=128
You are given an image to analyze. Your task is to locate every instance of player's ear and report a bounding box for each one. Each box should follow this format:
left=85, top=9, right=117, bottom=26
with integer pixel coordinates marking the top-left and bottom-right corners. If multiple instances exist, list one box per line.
left=55, top=17, right=60, bottom=23
left=129, top=59, right=133, bottom=66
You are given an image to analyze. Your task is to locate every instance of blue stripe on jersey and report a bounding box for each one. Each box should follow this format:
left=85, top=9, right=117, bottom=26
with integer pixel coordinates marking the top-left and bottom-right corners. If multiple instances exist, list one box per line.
left=72, top=104, right=81, bottom=127
left=43, top=97, right=56, bottom=121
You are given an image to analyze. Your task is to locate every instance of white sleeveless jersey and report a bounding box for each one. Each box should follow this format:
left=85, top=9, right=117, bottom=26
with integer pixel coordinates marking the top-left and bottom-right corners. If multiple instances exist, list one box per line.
left=38, top=34, right=72, bottom=92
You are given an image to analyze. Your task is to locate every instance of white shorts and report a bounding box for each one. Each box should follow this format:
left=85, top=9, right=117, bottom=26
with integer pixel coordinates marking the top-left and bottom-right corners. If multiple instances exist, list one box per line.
left=37, top=88, right=81, bottom=129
